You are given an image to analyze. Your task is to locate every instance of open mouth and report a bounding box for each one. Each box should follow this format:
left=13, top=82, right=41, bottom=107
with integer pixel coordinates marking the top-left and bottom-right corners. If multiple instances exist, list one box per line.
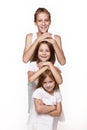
left=40, top=56, right=47, bottom=59
left=40, top=26, right=48, bottom=31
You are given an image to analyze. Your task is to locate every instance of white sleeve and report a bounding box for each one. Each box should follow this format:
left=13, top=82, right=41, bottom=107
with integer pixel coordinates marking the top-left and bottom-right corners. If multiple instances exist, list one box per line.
left=32, top=89, right=42, bottom=99
left=28, top=62, right=36, bottom=72
left=56, top=90, right=62, bottom=103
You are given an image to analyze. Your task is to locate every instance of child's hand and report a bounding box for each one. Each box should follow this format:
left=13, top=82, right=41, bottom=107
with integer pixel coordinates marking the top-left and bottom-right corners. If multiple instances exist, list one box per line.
left=38, top=61, right=49, bottom=68
left=37, top=33, right=52, bottom=42
left=38, top=62, right=44, bottom=68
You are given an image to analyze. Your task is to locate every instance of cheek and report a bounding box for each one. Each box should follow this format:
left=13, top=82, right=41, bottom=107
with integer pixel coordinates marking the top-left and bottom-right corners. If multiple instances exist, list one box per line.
left=51, top=82, right=55, bottom=87
left=38, top=51, right=40, bottom=56
left=48, top=53, right=51, bottom=58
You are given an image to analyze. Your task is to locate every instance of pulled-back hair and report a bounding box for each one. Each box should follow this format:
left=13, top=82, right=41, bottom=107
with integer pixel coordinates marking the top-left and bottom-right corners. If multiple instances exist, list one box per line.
left=36, top=69, right=59, bottom=90
left=31, top=41, right=55, bottom=64
left=34, top=7, right=51, bottom=22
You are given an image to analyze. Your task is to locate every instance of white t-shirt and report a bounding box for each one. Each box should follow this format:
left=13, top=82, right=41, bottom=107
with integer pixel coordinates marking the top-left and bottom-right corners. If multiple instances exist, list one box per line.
left=27, top=87, right=64, bottom=130
left=28, top=61, right=39, bottom=86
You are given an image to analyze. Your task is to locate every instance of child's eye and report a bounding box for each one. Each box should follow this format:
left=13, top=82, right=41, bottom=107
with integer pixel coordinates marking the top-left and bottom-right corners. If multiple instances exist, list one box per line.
left=38, top=20, right=42, bottom=22
left=43, top=82, right=46, bottom=84
left=39, top=49, right=43, bottom=52
left=49, top=81, right=53, bottom=83
left=45, top=19, right=49, bottom=22
left=46, top=49, right=50, bottom=52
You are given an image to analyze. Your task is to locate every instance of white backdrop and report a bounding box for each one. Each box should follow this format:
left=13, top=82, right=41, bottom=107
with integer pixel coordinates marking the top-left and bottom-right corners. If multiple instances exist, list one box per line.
left=0, top=0, right=87, bottom=130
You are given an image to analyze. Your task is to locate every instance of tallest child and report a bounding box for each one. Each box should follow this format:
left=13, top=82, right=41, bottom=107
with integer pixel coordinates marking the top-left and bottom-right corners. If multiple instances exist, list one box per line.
left=23, top=7, right=66, bottom=65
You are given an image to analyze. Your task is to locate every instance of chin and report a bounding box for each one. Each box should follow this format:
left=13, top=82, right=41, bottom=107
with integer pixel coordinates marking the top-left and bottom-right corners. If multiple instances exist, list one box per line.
left=41, top=30, right=47, bottom=33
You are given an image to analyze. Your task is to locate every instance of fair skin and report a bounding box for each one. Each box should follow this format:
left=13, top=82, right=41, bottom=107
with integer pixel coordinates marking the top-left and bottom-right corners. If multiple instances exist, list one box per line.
left=23, top=12, right=66, bottom=65
left=37, top=43, right=51, bottom=62
left=28, top=43, right=63, bottom=84
left=34, top=76, right=62, bottom=116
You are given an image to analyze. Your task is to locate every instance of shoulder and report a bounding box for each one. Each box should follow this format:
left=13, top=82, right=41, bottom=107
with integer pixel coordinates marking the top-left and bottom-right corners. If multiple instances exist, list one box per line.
left=29, top=61, right=37, bottom=65
left=32, top=88, right=43, bottom=99
left=28, top=61, right=38, bottom=71
left=25, top=33, right=33, bottom=47
left=54, top=89, right=62, bottom=102
left=26, top=33, right=33, bottom=39
left=53, top=34, right=62, bottom=47
left=29, top=61, right=36, bottom=67
left=54, top=34, right=61, bottom=43
left=26, top=33, right=37, bottom=44
left=54, top=34, right=61, bottom=39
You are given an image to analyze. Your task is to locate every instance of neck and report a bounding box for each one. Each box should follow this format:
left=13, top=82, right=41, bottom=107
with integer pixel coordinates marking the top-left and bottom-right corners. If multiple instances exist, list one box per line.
left=43, top=88, right=54, bottom=95
left=37, top=31, right=48, bottom=37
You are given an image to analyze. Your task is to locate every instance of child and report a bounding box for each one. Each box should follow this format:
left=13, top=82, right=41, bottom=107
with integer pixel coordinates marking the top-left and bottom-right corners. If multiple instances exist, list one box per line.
left=28, top=40, right=63, bottom=112
left=27, top=69, right=64, bottom=130
left=23, top=7, right=66, bottom=65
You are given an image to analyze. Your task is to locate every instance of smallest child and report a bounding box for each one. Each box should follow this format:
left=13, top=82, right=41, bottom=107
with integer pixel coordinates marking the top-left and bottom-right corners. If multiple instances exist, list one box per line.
left=27, top=69, right=64, bottom=130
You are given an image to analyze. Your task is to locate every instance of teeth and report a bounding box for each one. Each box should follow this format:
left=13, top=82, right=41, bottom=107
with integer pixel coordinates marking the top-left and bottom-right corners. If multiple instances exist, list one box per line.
left=41, top=56, right=47, bottom=58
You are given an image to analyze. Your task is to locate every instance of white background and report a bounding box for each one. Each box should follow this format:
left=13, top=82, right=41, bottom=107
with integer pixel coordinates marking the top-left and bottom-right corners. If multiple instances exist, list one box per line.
left=0, top=0, right=87, bottom=130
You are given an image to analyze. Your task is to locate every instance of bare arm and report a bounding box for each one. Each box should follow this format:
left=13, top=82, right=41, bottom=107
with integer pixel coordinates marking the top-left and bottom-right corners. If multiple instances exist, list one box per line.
left=23, top=34, right=39, bottom=63
left=28, top=66, right=48, bottom=83
left=43, top=35, right=66, bottom=65
left=23, top=33, right=52, bottom=63
left=54, top=35, right=66, bottom=65
left=48, top=102, right=62, bottom=117
left=38, top=62, right=63, bottom=84
left=34, top=98, right=56, bottom=114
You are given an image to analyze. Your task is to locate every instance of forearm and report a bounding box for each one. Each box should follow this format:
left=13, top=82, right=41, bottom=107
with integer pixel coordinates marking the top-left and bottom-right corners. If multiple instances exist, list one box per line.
left=28, top=66, right=48, bottom=82
left=48, top=109, right=61, bottom=117
left=36, top=104, right=56, bottom=114
left=23, top=49, right=33, bottom=63
left=48, top=102, right=62, bottom=117
left=23, top=39, right=39, bottom=63
left=53, top=42, right=66, bottom=65
left=34, top=99, right=56, bottom=114
left=49, top=63, right=63, bottom=84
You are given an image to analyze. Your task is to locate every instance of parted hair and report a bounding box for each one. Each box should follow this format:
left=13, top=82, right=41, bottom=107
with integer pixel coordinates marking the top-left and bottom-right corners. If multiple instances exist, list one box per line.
left=36, top=69, right=59, bottom=90
left=31, top=41, right=55, bottom=64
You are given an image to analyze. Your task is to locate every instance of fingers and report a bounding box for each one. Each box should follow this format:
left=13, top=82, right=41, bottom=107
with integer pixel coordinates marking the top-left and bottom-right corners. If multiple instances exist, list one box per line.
left=38, top=33, right=52, bottom=42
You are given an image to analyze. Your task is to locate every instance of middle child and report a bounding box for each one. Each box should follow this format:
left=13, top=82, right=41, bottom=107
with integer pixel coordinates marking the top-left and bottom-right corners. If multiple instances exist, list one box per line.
left=28, top=40, right=63, bottom=112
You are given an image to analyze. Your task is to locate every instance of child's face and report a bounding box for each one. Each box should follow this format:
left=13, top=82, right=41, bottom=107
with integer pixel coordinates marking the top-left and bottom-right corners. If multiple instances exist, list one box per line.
left=42, top=76, right=55, bottom=94
left=35, top=12, right=51, bottom=33
left=38, top=43, right=51, bottom=62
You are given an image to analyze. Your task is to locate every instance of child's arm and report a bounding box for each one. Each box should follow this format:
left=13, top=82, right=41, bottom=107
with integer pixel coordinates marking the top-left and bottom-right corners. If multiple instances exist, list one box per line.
left=42, top=35, right=66, bottom=65
left=38, top=61, right=63, bottom=84
left=23, top=33, right=39, bottom=63
left=34, top=98, right=56, bottom=114
left=28, top=66, right=48, bottom=83
left=48, top=102, right=62, bottom=117
left=23, top=33, right=52, bottom=63
left=53, top=35, right=66, bottom=65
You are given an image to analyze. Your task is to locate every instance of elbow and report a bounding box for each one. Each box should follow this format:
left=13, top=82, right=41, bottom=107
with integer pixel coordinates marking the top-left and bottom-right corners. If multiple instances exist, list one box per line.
left=28, top=77, right=33, bottom=83
left=36, top=106, right=43, bottom=114
left=22, top=56, right=28, bottom=63
left=58, top=77, right=63, bottom=85
left=28, top=79, right=32, bottom=83
left=28, top=73, right=33, bottom=83
left=60, top=58, right=66, bottom=66
left=57, top=109, right=62, bottom=116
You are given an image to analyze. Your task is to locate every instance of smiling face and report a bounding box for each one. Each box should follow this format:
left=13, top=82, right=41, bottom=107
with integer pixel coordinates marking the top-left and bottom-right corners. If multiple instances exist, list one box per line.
left=38, top=43, right=51, bottom=62
left=42, top=75, right=55, bottom=94
left=35, top=12, right=51, bottom=34
left=31, top=41, right=55, bottom=64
